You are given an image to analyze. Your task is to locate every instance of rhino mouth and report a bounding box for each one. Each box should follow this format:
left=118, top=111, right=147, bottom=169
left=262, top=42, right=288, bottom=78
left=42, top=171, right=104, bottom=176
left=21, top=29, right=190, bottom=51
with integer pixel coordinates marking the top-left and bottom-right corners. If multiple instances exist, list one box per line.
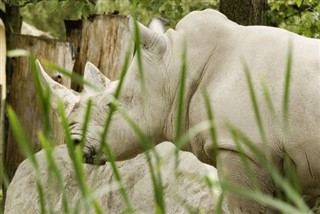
left=69, top=134, right=107, bottom=165
left=83, top=145, right=107, bottom=165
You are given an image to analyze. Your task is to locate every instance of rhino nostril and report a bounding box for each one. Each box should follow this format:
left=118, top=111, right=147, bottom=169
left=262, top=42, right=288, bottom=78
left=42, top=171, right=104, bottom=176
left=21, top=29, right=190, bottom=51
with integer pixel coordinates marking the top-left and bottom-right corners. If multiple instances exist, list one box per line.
left=73, top=139, right=81, bottom=145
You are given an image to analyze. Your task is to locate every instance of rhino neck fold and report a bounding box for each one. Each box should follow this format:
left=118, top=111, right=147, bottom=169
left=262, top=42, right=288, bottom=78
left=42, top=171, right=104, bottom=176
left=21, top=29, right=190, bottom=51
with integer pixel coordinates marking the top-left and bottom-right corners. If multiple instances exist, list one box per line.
left=117, top=74, right=168, bottom=148
left=163, top=51, right=213, bottom=150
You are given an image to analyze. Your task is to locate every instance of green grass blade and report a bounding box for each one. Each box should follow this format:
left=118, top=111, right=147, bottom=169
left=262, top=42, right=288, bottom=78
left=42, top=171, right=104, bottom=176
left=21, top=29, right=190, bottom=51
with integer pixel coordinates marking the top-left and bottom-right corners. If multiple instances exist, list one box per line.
left=80, top=99, right=92, bottom=150
left=7, top=106, right=47, bottom=214
left=74, top=146, right=103, bottom=214
left=229, top=127, right=259, bottom=191
left=214, top=191, right=225, bottom=214
left=7, top=106, right=37, bottom=168
left=38, top=132, right=70, bottom=214
left=200, top=88, right=218, bottom=161
left=56, top=102, right=103, bottom=214
left=226, top=123, right=309, bottom=212
left=283, top=152, right=302, bottom=196
left=204, top=175, right=224, bottom=214
left=97, top=50, right=134, bottom=213
left=132, top=19, right=147, bottom=100
left=30, top=56, right=53, bottom=136
left=283, top=43, right=293, bottom=133
left=242, top=62, right=268, bottom=149
left=44, top=61, right=98, bottom=91
left=175, top=120, right=224, bottom=154
left=0, top=161, right=9, bottom=189
left=113, top=51, right=131, bottom=99
left=99, top=50, right=131, bottom=140
left=100, top=141, right=135, bottom=213
left=35, top=179, right=46, bottom=214
left=57, top=101, right=75, bottom=157
left=173, top=194, right=201, bottom=214
left=259, top=73, right=276, bottom=119
left=175, top=43, right=187, bottom=140
left=174, top=43, right=187, bottom=169
left=32, top=56, right=72, bottom=213
left=116, top=105, right=165, bottom=213
left=218, top=180, right=304, bottom=213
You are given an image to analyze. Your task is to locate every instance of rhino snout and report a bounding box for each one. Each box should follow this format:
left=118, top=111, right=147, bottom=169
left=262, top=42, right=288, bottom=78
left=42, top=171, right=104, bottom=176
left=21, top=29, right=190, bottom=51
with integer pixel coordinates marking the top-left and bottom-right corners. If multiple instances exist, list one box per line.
left=83, top=144, right=107, bottom=165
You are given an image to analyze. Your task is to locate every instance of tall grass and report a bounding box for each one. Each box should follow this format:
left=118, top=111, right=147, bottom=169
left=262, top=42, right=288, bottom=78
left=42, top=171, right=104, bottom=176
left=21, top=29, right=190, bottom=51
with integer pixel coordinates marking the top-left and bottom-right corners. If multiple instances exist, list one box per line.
left=2, top=39, right=316, bottom=214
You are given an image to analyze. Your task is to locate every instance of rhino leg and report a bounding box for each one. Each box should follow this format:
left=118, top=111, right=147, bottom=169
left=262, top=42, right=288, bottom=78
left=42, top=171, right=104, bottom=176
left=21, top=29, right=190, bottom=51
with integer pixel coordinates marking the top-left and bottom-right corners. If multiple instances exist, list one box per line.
left=217, top=151, right=276, bottom=214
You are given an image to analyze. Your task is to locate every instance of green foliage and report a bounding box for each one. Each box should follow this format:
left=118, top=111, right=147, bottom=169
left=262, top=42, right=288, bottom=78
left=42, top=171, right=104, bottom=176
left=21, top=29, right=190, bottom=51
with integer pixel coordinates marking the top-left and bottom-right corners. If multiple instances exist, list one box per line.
left=61, top=0, right=217, bottom=33
left=18, top=0, right=219, bottom=39
left=2, top=0, right=36, bottom=7
left=3, top=0, right=318, bottom=39
left=268, top=0, right=320, bottom=38
left=20, top=0, right=96, bottom=38
left=96, top=0, right=218, bottom=27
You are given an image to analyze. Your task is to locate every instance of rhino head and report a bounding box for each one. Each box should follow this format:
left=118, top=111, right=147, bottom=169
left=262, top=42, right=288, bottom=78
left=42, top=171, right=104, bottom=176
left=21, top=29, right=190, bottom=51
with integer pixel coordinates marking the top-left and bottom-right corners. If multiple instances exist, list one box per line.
left=35, top=17, right=189, bottom=165
left=36, top=10, right=222, bottom=166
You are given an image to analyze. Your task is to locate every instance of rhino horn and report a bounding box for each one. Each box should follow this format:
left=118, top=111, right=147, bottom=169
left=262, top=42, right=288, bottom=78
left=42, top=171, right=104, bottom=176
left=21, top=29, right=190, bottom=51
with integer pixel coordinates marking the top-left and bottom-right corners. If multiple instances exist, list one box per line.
left=35, top=59, right=79, bottom=115
left=129, top=17, right=165, bottom=51
left=83, top=62, right=111, bottom=94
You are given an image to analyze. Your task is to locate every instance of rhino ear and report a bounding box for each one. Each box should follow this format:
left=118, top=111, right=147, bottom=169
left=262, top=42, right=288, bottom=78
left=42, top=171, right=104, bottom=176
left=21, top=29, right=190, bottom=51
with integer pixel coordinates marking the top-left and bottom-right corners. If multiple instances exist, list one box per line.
left=83, top=62, right=110, bottom=94
left=35, top=59, right=79, bottom=115
left=129, top=17, right=165, bottom=52
left=148, top=18, right=166, bottom=34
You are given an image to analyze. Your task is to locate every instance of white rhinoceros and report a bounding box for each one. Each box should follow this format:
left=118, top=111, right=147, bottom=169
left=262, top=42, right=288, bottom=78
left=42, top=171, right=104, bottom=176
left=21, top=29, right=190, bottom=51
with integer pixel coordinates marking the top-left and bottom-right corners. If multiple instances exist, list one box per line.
left=36, top=9, right=320, bottom=213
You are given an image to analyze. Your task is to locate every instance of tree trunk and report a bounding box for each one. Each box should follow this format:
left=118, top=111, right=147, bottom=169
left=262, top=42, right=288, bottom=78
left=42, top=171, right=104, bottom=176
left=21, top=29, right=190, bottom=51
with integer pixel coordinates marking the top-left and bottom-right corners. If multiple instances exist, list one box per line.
left=0, top=5, right=22, bottom=210
left=4, top=35, right=74, bottom=182
left=219, top=0, right=267, bottom=25
left=65, top=15, right=133, bottom=92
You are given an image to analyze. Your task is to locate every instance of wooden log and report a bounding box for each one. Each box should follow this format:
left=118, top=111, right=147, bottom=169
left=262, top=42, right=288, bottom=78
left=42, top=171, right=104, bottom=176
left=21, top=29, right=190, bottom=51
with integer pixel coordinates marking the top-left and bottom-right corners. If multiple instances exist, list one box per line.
left=65, top=15, right=134, bottom=92
left=5, top=35, right=74, bottom=181
left=0, top=18, right=6, bottom=189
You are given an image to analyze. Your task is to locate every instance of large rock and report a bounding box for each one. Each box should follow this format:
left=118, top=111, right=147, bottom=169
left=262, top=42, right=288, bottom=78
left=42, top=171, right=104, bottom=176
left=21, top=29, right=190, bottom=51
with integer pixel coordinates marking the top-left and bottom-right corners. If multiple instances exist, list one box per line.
left=5, top=142, right=224, bottom=213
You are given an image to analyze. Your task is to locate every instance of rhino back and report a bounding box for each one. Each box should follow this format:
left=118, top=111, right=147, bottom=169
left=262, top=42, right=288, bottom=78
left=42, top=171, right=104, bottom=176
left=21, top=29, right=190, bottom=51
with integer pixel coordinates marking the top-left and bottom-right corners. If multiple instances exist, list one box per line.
left=187, top=23, right=319, bottom=194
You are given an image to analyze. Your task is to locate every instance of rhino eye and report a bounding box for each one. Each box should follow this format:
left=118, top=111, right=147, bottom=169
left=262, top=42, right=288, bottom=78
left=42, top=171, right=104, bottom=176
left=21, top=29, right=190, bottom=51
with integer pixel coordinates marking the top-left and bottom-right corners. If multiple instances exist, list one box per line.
left=143, top=44, right=149, bottom=49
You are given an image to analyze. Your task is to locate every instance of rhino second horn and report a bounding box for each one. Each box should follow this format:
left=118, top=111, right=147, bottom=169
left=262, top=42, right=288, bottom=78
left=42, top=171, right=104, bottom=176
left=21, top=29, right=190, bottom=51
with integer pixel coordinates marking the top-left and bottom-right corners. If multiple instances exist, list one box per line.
left=129, top=17, right=166, bottom=52
left=83, top=62, right=111, bottom=94
left=129, top=17, right=154, bottom=45
left=35, top=59, right=79, bottom=115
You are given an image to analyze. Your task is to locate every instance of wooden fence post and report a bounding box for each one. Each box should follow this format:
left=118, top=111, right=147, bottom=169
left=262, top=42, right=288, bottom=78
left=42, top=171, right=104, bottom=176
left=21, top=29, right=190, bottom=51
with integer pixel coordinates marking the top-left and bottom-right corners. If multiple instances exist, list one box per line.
left=65, top=15, right=133, bottom=92
left=4, top=35, right=74, bottom=182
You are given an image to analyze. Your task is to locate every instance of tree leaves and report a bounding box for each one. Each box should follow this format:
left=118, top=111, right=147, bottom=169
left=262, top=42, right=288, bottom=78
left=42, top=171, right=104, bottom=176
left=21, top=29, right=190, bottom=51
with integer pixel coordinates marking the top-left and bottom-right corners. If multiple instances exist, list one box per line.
left=5, top=0, right=320, bottom=39
left=268, top=0, right=320, bottom=38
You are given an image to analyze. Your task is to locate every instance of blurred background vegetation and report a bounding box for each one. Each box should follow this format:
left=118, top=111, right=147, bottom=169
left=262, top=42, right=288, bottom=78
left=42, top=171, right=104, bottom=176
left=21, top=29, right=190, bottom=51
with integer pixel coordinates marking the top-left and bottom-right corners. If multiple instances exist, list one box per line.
left=0, top=0, right=319, bottom=39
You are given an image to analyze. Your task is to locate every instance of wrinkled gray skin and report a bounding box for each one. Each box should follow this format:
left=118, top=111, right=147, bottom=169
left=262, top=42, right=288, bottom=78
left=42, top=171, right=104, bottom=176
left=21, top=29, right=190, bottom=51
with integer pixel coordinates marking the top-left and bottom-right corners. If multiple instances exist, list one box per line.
left=37, top=9, right=320, bottom=213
